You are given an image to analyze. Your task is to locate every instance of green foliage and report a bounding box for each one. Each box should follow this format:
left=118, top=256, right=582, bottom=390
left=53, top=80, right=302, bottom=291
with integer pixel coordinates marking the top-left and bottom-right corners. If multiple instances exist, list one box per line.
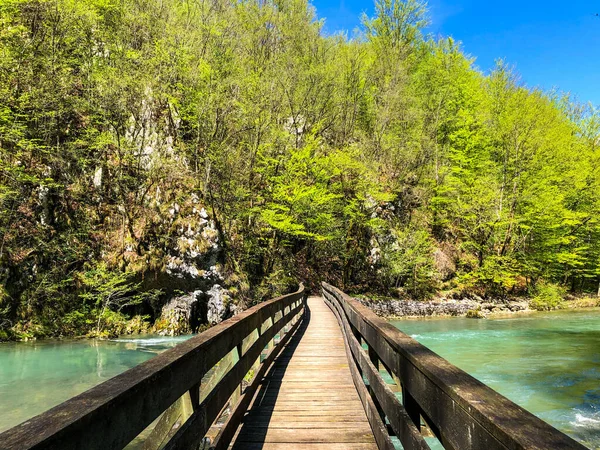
left=61, top=311, right=94, bottom=336
left=364, top=0, right=428, bottom=50
left=78, top=263, right=161, bottom=334
left=530, top=282, right=566, bottom=311
left=1, top=0, right=599, bottom=338
left=253, top=269, right=299, bottom=304
left=380, top=228, right=437, bottom=299
left=259, top=137, right=342, bottom=241
left=457, top=255, right=522, bottom=296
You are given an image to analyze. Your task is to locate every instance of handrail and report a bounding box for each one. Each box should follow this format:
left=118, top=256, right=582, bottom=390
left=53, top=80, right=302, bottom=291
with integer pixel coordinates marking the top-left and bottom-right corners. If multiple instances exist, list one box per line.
left=0, top=285, right=306, bottom=450
left=322, top=282, right=587, bottom=450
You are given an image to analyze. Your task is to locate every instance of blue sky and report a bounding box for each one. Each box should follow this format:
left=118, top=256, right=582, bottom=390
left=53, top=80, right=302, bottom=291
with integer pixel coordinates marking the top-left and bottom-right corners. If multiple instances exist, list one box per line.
left=310, top=0, right=600, bottom=106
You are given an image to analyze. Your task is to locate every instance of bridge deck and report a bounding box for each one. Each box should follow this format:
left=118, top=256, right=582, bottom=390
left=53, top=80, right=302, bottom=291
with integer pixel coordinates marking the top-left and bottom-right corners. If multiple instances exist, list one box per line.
left=230, top=296, right=377, bottom=449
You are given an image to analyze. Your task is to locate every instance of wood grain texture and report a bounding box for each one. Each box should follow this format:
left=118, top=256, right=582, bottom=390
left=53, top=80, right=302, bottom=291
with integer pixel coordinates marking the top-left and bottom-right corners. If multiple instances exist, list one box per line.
left=229, top=297, right=377, bottom=450
left=324, top=287, right=428, bottom=450
left=0, top=287, right=305, bottom=450
left=322, top=282, right=588, bottom=450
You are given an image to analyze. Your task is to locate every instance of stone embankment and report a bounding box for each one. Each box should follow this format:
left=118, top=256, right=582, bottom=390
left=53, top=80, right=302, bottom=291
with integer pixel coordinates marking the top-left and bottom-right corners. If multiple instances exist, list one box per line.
left=358, top=296, right=530, bottom=319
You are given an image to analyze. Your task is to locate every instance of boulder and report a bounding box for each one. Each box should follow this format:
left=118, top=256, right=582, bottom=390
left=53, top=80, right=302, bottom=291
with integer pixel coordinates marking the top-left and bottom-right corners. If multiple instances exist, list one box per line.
left=206, top=285, right=231, bottom=325
left=156, top=290, right=202, bottom=335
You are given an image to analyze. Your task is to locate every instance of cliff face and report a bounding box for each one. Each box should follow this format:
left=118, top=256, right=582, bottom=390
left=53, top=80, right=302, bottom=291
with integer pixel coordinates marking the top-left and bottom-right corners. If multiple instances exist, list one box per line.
left=147, top=202, right=237, bottom=335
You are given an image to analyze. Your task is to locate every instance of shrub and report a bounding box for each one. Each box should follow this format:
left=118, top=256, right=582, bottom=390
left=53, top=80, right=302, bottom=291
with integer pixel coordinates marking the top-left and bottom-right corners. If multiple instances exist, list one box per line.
left=530, top=281, right=566, bottom=311
left=457, top=255, right=521, bottom=297
left=466, top=308, right=484, bottom=319
left=0, top=328, right=14, bottom=341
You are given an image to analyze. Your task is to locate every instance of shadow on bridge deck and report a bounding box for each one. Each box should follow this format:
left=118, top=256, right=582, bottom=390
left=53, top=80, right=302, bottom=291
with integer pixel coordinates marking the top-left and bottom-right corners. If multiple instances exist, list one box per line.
left=229, top=296, right=377, bottom=450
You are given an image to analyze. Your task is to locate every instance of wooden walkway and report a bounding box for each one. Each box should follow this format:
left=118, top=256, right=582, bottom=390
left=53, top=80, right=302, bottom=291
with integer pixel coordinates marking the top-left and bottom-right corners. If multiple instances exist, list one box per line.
left=1, top=284, right=587, bottom=450
left=230, top=296, right=377, bottom=449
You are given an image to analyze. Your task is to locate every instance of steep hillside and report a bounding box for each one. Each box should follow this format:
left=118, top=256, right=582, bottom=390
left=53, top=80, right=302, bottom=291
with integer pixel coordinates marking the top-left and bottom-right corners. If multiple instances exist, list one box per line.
left=1, top=0, right=599, bottom=338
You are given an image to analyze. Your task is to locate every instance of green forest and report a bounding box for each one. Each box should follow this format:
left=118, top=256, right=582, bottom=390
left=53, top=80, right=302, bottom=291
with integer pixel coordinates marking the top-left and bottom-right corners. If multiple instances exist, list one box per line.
left=1, top=0, right=599, bottom=339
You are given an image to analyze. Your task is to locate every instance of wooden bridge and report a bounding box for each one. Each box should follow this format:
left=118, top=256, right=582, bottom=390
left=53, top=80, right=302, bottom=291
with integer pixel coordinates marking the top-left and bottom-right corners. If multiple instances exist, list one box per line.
left=0, top=283, right=589, bottom=450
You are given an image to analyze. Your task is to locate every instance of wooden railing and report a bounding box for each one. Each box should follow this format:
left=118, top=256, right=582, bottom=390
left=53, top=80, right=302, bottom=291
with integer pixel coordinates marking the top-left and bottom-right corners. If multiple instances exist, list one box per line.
left=1, top=285, right=306, bottom=450
left=322, top=282, right=587, bottom=450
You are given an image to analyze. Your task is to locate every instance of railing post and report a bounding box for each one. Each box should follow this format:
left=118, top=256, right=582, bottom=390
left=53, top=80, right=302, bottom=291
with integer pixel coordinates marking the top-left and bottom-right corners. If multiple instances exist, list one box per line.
left=250, top=328, right=261, bottom=374
left=291, top=301, right=298, bottom=325
left=390, top=372, right=402, bottom=393
left=366, top=342, right=387, bottom=425
left=141, top=391, right=195, bottom=450
left=189, top=381, right=201, bottom=411
left=283, top=305, right=290, bottom=333
left=368, top=346, right=379, bottom=371
left=267, top=317, right=275, bottom=351
left=402, top=386, right=421, bottom=432
left=229, top=344, right=244, bottom=408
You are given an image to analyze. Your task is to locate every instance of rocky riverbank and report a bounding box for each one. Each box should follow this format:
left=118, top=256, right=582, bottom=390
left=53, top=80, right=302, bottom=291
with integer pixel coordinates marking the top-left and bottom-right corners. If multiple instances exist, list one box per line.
left=356, top=296, right=531, bottom=319
left=357, top=294, right=600, bottom=320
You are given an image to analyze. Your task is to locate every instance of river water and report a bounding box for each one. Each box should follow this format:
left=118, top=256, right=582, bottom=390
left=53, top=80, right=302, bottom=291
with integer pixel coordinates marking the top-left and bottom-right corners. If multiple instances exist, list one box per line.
left=391, top=308, right=600, bottom=449
left=1, top=310, right=599, bottom=448
left=0, top=335, right=192, bottom=433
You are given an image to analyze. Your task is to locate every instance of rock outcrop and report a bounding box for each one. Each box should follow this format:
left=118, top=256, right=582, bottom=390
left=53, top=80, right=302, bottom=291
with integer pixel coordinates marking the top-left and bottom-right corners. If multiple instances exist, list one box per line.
left=156, top=290, right=202, bottom=335
left=359, top=297, right=478, bottom=317
left=358, top=296, right=530, bottom=318
left=149, top=196, right=241, bottom=334
left=206, top=284, right=232, bottom=325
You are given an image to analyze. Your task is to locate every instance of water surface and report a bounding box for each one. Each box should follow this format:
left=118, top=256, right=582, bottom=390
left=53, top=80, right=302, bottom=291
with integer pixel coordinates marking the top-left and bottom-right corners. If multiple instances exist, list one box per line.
left=0, top=335, right=192, bottom=432
left=391, top=309, right=600, bottom=449
left=3, top=310, right=600, bottom=448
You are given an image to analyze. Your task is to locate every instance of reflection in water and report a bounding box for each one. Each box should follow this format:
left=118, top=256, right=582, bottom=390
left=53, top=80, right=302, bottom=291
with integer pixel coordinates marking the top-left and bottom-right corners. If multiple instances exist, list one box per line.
left=0, top=335, right=193, bottom=433
left=391, top=309, right=600, bottom=449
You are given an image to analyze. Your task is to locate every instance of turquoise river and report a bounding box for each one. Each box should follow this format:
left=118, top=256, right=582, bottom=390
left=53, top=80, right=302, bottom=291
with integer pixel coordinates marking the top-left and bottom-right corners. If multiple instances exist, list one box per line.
left=0, top=336, right=192, bottom=433
left=0, top=308, right=599, bottom=448
left=391, top=308, right=600, bottom=449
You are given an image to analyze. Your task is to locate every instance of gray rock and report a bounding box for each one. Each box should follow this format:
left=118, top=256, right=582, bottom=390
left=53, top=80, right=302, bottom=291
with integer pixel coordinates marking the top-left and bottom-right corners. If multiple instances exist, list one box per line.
left=433, top=248, right=456, bottom=281
left=164, top=200, right=222, bottom=284
left=158, top=290, right=202, bottom=335
left=358, top=297, right=478, bottom=317
left=207, top=285, right=230, bottom=325
left=357, top=295, right=533, bottom=319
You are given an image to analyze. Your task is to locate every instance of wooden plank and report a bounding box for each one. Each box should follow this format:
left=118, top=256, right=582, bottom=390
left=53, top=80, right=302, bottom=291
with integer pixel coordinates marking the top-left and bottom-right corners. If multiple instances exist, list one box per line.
left=0, top=286, right=305, bottom=450
left=234, top=428, right=375, bottom=443
left=242, top=420, right=373, bottom=428
left=253, top=404, right=365, bottom=412
left=255, top=384, right=357, bottom=391
left=228, top=297, right=377, bottom=450
left=259, top=394, right=359, bottom=401
left=232, top=444, right=378, bottom=450
left=257, top=396, right=363, bottom=404
left=243, top=410, right=368, bottom=418
left=322, top=282, right=587, bottom=450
